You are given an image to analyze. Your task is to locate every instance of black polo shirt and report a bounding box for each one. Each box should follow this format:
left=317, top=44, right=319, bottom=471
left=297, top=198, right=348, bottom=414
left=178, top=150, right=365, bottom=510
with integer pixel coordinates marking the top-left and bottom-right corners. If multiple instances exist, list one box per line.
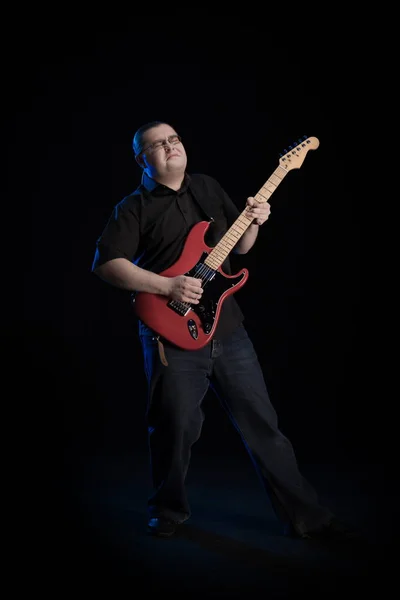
left=92, top=172, right=244, bottom=340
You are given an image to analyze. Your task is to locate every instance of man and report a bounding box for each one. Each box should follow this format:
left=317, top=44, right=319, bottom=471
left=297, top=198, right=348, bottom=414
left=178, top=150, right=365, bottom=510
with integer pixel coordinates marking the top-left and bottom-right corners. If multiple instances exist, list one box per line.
left=92, top=121, right=357, bottom=541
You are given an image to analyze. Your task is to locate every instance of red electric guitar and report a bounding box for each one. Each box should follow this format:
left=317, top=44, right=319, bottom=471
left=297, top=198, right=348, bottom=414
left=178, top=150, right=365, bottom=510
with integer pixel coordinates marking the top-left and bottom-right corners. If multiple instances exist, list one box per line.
left=133, top=135, right=320, bottom=350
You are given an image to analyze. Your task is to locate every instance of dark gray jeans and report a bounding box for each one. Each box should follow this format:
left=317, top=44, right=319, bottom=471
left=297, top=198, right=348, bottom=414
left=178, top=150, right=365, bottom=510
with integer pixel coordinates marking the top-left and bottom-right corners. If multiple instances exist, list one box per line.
left=139, top=323, right=333, bottom=535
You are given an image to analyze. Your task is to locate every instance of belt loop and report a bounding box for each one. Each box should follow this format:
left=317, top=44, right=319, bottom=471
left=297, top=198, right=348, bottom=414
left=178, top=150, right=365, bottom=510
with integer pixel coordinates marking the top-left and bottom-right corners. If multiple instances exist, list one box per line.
left=211, top=338, right=220, bottom=359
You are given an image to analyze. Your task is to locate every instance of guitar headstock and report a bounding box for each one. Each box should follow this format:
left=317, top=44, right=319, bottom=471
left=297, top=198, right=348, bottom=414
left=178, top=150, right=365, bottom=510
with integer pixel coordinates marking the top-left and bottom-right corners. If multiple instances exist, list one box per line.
left=279, top=135, right=320, bottom=171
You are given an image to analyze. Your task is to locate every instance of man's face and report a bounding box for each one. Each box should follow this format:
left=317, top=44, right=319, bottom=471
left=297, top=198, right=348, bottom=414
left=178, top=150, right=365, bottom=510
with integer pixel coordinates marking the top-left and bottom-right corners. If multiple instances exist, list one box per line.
left=137, top=124, right=187, bottom=178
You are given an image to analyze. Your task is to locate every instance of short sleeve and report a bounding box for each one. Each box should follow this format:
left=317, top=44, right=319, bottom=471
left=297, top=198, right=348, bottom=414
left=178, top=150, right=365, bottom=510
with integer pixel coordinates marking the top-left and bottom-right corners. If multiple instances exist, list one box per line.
left=92, top=199, right=140, bottom=270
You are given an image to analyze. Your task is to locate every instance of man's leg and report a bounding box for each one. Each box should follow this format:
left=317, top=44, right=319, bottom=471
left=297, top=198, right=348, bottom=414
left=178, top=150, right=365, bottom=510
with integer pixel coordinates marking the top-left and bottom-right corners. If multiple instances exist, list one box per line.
left=140, top=335, right=212, bottom=530
left=211, top=324, right=334, bottom=536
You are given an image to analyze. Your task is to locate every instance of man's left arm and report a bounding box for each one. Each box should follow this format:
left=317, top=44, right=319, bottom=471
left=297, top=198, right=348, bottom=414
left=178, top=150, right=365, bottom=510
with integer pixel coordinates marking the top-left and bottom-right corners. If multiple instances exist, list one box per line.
left=235, top=197, right=271, bottom=254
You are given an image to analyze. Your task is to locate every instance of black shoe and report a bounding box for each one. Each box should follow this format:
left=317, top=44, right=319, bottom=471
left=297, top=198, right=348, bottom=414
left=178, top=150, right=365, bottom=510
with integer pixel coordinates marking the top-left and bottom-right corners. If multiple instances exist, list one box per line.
left=147, top=517, right=177, bottom=538
left=288, top=517, right=363, bottom=543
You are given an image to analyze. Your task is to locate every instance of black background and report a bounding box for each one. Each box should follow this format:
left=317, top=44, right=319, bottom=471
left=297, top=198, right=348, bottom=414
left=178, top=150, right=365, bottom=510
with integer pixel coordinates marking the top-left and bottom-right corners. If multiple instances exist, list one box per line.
left=7, top=19, right=388, bottom=578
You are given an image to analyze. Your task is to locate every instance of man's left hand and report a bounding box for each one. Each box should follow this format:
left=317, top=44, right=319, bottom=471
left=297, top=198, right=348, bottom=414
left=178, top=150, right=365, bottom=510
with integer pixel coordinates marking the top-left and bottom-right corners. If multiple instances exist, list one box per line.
left=245, top=197, right=271, bottom=226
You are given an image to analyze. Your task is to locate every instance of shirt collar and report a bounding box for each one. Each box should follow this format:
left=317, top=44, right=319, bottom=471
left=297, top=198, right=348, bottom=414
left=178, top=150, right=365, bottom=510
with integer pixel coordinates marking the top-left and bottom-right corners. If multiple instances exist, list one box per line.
left=141, top=171, right=191, bottom=195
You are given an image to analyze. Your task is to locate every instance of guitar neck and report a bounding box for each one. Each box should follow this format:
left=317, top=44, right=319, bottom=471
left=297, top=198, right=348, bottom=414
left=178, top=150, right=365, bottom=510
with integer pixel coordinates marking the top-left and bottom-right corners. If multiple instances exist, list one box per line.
left=204, top=165, right=289, bottom=270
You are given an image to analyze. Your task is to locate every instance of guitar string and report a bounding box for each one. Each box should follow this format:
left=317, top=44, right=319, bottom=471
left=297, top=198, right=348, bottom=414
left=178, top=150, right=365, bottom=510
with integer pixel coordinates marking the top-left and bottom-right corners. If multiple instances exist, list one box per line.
left=171, top=262, right=216, bottom=311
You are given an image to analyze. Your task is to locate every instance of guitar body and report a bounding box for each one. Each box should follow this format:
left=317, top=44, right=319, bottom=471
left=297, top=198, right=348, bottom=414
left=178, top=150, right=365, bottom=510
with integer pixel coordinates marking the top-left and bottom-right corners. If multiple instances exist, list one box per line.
left=133, top=221, right=249, bottom=350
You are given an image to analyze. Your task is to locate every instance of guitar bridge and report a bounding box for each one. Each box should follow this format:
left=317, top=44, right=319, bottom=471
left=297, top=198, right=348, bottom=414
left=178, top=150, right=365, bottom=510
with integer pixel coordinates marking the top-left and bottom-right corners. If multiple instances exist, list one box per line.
left=168, top=300, right=192, bottom=316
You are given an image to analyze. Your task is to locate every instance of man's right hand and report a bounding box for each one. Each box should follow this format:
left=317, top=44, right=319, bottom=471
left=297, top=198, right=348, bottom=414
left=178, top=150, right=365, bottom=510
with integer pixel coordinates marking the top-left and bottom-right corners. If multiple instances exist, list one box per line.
left=166, top=275, right=203, bottom=304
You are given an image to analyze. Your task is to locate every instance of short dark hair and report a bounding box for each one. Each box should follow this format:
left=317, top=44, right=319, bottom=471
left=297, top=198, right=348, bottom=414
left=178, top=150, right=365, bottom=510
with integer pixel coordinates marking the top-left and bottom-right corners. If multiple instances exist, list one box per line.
left=132, top=121, right=172, bottom=156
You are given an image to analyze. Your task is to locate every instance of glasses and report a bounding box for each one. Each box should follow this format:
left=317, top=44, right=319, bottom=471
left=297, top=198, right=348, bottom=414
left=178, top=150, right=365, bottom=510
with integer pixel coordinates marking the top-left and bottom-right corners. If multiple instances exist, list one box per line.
left=140, top=134, right=182, bottom=155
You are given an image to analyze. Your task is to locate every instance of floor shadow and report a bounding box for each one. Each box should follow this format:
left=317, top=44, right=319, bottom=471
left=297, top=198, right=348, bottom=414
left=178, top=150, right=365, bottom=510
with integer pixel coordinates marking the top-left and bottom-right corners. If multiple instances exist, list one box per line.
left=55, top=453, right=391, bottom=597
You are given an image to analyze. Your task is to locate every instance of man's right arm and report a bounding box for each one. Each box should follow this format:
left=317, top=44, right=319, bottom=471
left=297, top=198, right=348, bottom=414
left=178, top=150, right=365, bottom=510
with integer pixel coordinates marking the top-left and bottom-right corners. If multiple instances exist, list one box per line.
left=93, top=258, right=203, bottom=304
left=94, top=258, right=171, bottom=295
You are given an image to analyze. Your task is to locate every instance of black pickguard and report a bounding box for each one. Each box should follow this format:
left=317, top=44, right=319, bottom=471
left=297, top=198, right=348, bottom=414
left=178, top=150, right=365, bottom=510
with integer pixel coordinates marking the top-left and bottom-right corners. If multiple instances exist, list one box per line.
left=184, top=253, right=245, bottom=334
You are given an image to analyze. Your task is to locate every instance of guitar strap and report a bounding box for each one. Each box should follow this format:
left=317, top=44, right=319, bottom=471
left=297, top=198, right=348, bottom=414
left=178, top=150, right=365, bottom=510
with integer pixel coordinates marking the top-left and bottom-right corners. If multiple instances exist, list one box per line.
left=157, top=336, right=169, bottom=367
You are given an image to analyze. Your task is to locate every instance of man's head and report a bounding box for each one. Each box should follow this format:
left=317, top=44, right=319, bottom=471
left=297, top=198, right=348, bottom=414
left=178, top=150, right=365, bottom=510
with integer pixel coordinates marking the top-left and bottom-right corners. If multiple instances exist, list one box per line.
left=133, top=121, right=187, bottom=181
